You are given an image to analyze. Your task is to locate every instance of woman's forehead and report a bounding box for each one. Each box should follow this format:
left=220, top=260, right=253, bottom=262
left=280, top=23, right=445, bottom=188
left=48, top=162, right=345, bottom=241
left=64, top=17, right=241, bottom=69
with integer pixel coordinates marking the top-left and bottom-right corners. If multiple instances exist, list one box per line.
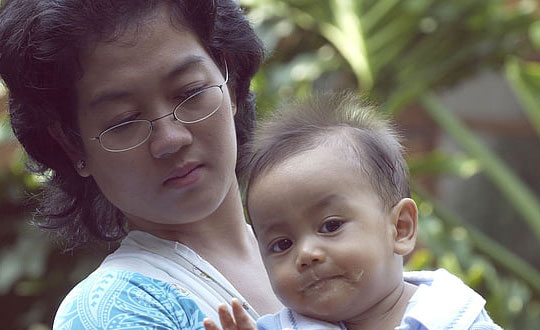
left=83, top=1, right=190, bottom=46
left=75, top=17, right=215, bottom=112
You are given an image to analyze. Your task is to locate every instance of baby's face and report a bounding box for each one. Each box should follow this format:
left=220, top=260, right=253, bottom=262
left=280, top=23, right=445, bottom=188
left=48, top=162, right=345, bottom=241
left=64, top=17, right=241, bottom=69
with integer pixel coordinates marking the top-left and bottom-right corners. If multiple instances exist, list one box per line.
left=248, top=145, right=404, bottom=322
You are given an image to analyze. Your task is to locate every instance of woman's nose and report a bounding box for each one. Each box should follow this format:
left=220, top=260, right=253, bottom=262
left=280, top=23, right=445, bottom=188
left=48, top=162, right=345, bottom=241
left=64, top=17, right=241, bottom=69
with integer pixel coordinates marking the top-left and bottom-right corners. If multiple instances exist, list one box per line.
left=296, top=240, right=326, bottom=271
left=149, top=116, right=193, bottom=159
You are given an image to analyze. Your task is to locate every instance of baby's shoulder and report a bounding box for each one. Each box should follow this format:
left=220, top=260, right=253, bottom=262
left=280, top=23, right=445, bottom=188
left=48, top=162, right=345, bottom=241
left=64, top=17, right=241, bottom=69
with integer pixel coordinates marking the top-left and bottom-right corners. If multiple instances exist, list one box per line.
left=53, top=269, right=204, bottom=330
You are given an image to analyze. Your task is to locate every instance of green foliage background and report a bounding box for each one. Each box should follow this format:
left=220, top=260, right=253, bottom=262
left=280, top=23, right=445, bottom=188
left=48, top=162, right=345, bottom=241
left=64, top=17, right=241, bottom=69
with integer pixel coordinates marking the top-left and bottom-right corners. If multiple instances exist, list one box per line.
left=1, top=0, right=540, bottom=329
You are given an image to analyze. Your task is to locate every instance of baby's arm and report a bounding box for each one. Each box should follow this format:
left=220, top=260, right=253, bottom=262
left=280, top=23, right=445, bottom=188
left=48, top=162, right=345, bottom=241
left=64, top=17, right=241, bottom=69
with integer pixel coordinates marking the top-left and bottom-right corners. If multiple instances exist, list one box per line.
left=203, top=298, right=256, bottom=330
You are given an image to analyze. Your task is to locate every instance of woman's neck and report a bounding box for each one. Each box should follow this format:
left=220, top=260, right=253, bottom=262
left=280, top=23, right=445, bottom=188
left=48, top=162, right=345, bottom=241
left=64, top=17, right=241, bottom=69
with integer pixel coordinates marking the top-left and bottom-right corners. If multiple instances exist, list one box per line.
left=344, top=281, right=417, bottom=330
left=127, top=181, right=283, bottom=315
left=128, top=180, right=254, bottom=258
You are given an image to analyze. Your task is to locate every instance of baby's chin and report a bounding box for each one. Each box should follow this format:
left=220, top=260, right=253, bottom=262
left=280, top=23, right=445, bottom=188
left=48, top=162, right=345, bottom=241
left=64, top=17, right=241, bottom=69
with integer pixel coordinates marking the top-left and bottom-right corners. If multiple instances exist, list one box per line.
left=279, top=281, right=365, bottom=322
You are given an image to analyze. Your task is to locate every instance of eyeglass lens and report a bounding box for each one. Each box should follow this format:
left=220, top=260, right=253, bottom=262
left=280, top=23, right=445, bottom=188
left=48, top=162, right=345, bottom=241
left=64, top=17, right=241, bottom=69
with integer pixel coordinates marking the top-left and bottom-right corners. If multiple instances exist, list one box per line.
left=174, top=86, right=223, bottom=123
left=99, top=86, right=224, bottom=152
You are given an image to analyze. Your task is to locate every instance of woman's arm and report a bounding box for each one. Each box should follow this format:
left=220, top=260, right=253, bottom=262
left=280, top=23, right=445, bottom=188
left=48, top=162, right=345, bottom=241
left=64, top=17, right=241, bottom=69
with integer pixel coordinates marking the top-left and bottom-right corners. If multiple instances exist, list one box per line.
left=53, top=270, right=205, bottom=329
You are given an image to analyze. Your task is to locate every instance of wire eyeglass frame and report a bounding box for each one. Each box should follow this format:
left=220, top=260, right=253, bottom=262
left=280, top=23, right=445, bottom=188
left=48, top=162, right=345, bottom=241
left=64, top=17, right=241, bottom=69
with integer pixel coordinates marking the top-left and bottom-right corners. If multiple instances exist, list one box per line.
left=89, top=62, right=229, bottom=153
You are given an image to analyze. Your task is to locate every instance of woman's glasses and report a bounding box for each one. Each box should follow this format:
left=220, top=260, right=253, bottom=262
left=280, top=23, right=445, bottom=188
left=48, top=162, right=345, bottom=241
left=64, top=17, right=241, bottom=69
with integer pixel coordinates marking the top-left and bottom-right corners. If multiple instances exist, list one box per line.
left=89, top=64, right=229, bottom=153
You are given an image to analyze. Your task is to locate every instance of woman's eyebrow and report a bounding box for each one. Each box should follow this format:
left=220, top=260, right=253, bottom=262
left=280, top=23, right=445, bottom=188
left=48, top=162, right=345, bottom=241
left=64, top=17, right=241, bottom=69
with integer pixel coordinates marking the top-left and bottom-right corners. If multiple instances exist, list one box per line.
left=89, top=90, right=131, bottom=109
left=165, top=55, right=207, bottom=80
left=88, top=55, right=208, bottom=109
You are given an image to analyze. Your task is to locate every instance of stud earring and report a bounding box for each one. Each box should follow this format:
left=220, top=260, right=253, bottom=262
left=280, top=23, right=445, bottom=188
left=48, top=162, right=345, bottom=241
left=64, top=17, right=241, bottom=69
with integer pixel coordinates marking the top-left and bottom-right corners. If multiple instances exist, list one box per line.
left=76, top=160, right=85, bottom=170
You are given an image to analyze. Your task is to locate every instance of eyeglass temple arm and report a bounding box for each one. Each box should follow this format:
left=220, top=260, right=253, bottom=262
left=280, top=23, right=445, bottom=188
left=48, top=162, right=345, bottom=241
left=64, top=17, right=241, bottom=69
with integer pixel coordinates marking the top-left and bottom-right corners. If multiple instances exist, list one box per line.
left=222, top=60, right=229, bottom=85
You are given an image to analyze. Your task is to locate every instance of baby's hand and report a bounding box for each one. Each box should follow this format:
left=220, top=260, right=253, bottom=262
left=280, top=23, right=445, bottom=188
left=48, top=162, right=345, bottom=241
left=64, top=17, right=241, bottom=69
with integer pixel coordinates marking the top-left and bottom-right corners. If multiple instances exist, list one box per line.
left=203, top=298, right=256, bottom=330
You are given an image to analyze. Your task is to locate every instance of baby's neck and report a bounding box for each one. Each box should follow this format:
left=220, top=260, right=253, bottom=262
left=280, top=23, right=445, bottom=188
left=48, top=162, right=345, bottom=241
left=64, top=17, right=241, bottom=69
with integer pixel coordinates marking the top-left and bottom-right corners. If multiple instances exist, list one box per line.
left=343, top=281, right=417, bottom=330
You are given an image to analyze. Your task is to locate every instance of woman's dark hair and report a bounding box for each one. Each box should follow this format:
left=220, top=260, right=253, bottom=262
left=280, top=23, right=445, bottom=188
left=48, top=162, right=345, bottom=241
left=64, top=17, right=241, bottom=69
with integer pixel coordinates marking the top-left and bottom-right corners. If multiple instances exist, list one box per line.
left=0, top=0, right=265, bottom=249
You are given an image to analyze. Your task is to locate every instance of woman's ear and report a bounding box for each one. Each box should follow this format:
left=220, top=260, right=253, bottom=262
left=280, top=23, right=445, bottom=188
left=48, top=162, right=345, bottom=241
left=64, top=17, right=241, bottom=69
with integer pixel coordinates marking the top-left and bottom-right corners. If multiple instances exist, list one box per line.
left=391, top=198, right=418, bottom=256
left=48, top=122, right=90, bottom=177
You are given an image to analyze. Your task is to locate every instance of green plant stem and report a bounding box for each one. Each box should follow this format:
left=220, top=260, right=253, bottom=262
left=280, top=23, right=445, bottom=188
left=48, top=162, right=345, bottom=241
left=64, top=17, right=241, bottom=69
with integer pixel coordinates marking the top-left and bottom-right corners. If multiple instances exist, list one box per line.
left=321, top=0, right=373, bottom=89
left=382, top=39, right=481, bottom=115
left=361, top=0, right=401, bottom=34
left=505, top=57, right=540, bottom=139
left=420, top=92, right=540, bottom=241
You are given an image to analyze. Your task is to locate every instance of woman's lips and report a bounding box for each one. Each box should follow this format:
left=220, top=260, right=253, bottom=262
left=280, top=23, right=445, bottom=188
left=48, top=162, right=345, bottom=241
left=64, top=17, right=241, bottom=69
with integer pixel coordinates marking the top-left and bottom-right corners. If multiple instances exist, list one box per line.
left=163, top=163, right=203, bottom=188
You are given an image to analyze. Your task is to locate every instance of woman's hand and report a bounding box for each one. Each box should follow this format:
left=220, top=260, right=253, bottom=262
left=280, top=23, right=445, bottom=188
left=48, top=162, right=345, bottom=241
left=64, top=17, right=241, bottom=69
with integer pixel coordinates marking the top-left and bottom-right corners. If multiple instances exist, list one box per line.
left=203, top=298, right=256, bottom=330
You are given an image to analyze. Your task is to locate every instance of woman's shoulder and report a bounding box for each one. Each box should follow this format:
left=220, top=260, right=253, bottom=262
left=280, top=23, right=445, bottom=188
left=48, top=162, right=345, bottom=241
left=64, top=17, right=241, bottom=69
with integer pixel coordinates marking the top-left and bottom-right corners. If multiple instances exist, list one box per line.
left=53, top=269, right=205, bottom=330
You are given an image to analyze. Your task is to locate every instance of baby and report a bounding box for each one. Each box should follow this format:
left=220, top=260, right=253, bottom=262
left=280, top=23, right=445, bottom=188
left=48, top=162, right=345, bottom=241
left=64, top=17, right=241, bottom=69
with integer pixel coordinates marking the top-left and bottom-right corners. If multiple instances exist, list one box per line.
left=205, top=92, right=501, bottom=330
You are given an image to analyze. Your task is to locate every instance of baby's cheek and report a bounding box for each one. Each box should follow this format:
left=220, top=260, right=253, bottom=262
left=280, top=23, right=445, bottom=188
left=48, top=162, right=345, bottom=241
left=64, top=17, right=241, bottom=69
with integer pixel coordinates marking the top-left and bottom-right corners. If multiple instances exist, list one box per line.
left=268, top=266, right=297, bottom=303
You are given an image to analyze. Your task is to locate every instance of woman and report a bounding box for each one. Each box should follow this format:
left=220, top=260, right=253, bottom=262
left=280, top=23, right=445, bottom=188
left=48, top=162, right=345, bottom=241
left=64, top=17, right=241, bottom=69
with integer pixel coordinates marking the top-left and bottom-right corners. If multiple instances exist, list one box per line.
left=0, top=0, right=282, bottom=328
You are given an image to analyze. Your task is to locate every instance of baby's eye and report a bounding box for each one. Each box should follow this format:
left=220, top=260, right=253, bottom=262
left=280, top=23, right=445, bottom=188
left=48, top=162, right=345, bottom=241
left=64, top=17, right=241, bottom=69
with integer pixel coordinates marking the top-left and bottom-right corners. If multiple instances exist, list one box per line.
left=270, top=239, right=293, bottom=253
left=319, top=219, right=344, bottom=233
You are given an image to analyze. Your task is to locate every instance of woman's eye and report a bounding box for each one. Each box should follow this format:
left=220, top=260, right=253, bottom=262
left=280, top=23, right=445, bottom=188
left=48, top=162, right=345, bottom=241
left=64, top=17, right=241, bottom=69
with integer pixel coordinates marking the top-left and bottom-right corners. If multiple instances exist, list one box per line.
left=106, top=113, right=140, bottom=129
left=175, top=86, right=205, bottom=103
left=270, top=239, right=293, bottom=253
left=319, top=219, right=344, bottom=233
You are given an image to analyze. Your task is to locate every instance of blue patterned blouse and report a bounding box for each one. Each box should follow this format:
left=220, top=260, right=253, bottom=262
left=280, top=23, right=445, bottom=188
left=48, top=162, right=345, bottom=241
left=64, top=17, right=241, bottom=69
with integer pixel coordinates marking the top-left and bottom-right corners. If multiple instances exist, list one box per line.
left=53, top=270, right=206, bottom=329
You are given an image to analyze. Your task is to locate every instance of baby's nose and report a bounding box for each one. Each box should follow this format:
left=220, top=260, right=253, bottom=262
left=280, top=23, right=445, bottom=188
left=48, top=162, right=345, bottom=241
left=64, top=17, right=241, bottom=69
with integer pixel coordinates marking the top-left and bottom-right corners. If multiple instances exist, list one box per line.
left=296, top=242, right=326, bottom=271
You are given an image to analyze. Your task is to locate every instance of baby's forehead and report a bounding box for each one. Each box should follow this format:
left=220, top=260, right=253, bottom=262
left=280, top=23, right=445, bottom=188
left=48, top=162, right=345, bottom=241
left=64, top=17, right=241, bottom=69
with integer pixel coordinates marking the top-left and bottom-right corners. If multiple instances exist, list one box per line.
left=245, top=127, right=390, bottom=211
left=256, top=138, right=367, bottom=180
left=246, top=145, right=378, bottom=207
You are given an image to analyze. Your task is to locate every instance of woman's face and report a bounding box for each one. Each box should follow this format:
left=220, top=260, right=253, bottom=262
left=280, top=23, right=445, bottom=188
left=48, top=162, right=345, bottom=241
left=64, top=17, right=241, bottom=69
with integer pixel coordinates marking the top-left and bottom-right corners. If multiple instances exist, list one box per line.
left=72, top=8, right=238, bottom=228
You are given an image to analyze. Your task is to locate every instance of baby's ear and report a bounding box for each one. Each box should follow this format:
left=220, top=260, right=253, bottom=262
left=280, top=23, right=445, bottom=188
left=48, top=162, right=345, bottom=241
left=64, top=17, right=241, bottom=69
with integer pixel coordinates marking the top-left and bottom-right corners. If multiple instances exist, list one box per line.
left=390, top=198, right=418, bottom=256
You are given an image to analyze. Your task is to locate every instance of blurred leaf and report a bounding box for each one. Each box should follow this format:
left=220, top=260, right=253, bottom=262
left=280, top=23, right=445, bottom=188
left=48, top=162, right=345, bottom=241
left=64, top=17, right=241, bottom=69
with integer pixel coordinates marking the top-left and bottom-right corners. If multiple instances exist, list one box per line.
left=406, top=248, right=434, bottom=271
left=0, top=223, right=50, bottom=294
left=438, top=253, right=464, bottom=278
left=466, top=260, right=488, bottom=288
left=323, top=0, right=372, bottom=89
left=413, top=182, right=540, bottom=296
left=505, top=57, right=540, bottom=139
left=408, top=150, right=481, bottom=178
left=529, top=20, right=540, bottom=50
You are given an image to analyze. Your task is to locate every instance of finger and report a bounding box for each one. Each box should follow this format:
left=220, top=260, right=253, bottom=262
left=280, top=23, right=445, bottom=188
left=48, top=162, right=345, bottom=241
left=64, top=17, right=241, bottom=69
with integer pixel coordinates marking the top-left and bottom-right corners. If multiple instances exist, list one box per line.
left=231, top=298, right=256, bottom=330
left=203, top=318, right=221, bottom=330
left=218, top=303, right=238, bottom=330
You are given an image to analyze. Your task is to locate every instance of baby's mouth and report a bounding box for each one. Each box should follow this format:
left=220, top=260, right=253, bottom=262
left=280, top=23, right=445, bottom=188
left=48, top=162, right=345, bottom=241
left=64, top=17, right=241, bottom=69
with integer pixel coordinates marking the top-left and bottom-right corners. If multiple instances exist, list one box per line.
left=300, top=269, right=364, bottom=293
left=302, top=275, right=343, bottom=291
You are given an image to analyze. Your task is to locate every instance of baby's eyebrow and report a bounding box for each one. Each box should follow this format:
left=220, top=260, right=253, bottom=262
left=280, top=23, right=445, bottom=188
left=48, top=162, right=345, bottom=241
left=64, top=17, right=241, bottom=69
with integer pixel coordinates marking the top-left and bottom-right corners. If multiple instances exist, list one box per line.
left=255, top=195, right=349, bottom=235
left=254, top=222, right=281, bottom=239
left=307, top=194, right=348, bottom=213
left=253, top=216, right=290, bottom=241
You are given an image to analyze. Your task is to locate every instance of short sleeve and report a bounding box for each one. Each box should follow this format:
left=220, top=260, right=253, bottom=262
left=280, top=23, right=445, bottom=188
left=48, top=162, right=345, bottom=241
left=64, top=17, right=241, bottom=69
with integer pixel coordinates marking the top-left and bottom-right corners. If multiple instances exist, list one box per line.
left=469, top=309, right=504, bottom=330
left=53, top=270, right=205, bottom=329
